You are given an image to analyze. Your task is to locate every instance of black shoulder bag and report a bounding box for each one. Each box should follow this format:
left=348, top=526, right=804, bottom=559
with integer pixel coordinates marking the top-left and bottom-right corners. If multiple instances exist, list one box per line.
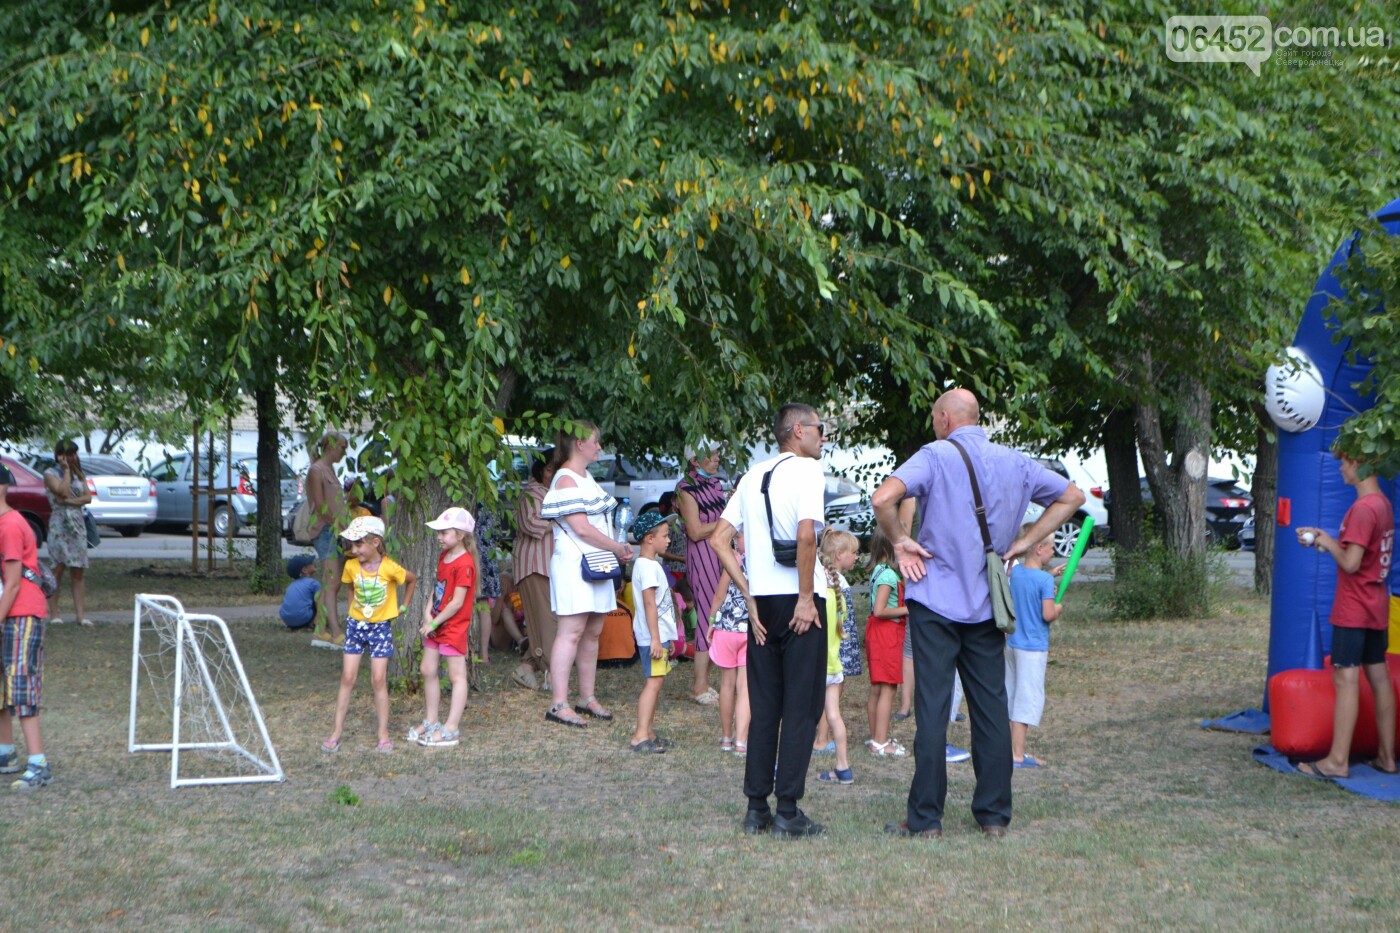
left=761, top=455, right=799, bottom=567
left=947, top=438, right=1016, bottom=633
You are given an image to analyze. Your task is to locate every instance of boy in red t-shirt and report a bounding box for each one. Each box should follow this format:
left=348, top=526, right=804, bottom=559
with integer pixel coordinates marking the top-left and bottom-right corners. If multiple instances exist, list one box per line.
left=1294, top=452, right=1396, bottom=779
left=0, top=464, right=52, bottom=790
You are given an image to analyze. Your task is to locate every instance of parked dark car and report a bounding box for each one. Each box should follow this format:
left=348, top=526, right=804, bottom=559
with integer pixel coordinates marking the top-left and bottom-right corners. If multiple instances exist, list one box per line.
left=1105, top=477, right=1253, bottom=548
left=1, top=455, right=51, bottom=546
left=1240, top=516, right=1256, bottom=551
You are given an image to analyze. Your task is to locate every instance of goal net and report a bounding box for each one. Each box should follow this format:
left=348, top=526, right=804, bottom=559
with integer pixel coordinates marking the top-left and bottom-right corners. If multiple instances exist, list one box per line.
left=128, top=594, right=285, bottom=788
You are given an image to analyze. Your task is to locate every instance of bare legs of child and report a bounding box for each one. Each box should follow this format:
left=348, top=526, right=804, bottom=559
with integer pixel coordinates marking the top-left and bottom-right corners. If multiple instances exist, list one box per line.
left=631, top=674, right=665, bottom=749
left=867, top=682, right=901, bottom=755
left=415, top=648, right=469, bottom=746
left=324, top=653, right=391, bottom=752
left=817, top=683, right=853, bottom=783
left=717, top=664, right=750, bottom=752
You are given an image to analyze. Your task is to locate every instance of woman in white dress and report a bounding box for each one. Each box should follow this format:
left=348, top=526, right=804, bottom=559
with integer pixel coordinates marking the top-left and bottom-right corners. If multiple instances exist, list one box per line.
left=540, top=421, right=633, bottom=727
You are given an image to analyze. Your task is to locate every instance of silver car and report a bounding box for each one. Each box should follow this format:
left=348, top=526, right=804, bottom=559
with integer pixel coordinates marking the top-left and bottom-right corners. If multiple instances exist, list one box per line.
left=26, top=452, right=157, bottom=537
left=147, top=451, right=299, bottom=537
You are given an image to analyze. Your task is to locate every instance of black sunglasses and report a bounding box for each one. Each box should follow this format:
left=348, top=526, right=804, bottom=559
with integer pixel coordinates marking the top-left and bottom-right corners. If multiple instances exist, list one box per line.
left=793, top=422, right=826, bottom=438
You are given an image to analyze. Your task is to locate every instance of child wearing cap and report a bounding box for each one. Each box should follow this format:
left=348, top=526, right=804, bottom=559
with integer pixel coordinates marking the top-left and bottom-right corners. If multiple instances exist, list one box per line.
left=628, top=511, right=680, bottom=753
left=322, top=515, right=417, bottom=754
left=279, top=554, right=324, bottom=632
left=407, top=507, right=479, bottom=748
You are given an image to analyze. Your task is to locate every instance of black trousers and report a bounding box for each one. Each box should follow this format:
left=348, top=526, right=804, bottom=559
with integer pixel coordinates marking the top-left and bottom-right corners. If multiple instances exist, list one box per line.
left=743, top=593, right=827, bottom=815
left=906, top=601, right=1013, bottom=831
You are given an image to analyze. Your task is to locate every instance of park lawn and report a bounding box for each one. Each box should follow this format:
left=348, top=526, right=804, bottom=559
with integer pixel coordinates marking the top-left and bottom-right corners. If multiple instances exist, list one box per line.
left=3, top=574, right=1397, bottom=930
left=59, top=559, right=284, bottom=613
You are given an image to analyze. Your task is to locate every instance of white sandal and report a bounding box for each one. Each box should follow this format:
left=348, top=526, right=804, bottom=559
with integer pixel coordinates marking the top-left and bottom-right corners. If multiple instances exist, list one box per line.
left=49, top=616, right=64, bottom=625
left=870, top=740, right=907, bottom=759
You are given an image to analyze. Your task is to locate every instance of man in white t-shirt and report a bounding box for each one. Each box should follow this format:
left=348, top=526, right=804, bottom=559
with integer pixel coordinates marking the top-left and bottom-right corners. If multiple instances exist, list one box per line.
left=712, top=403, right=828, bottom=838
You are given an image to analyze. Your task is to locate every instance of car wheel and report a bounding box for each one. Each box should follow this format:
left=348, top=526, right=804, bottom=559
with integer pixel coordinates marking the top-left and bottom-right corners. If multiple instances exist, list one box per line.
left=118, top=526, right=142, bottom=538
left=1053, top=519, right=1085, bottom=558
left=25, top=516, right=46, bottom=548
left=213, top=504, right=241, bottom=538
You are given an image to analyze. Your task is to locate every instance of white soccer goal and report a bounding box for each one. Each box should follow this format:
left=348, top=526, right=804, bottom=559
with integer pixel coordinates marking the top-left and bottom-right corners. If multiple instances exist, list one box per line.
left=128, top=594, right=285, bottom=788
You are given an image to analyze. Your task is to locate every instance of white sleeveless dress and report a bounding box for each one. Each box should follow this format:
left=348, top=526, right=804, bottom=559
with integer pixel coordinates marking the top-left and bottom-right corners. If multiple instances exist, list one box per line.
left=542, top=467, right=618, bottom=615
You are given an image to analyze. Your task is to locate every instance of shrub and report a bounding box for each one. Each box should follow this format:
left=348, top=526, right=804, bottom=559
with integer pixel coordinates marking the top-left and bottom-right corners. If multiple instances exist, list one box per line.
left=1108, top=538, right=1228, bottom=620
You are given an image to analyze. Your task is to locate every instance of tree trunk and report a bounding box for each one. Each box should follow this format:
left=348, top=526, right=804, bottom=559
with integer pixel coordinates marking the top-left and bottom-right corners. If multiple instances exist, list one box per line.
left=252, top=381, right=283, bottom=595
left=1252, top=413, right=1277, bottom=596
left=1137, top=377, right=1209, bottom=559
left=388, top=473, right=462, bottom=690
left=1103, top=407, right=1143, bottom=559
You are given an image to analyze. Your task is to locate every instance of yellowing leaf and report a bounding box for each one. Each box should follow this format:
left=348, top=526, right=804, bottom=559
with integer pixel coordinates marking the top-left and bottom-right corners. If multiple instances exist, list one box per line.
left=830, top=235, right=838, bottom=249
left=696, top=236, right=705, bottom=250
left=709, top=213, right=719, bottom=231
left=636, top=299, right=646, bottom=310
left=983, top=169, right=991, bottom=185
left=383, top=286, right=393, bottom=305
left=140, top=27, right=149, bottom=47
left=459, top=267, right=471, bottom=285
left=933, top=132, right=943, bottom=147
left=559, top=255, right=571, bottom=269
left=476, top=312, right=486, bottom=327
left=116, top=254, right=126, bottom=272
left=491, top=417, right=506, bottom=434
left=798, top=98, right=809, bottom=118
left=473, top=294, right=482, bottom=308
left=627, top=341, right=635, bottom=358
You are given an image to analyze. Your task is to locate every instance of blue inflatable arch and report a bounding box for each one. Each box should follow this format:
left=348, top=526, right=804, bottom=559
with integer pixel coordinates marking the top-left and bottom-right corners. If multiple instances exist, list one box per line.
left=1266, top=195, right=1400, bottom=708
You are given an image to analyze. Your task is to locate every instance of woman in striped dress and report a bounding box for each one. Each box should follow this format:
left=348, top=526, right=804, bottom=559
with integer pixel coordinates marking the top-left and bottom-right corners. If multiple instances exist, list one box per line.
left=676, top=440, right=727, bottom=704
left=540, top=422, right=633, bottom=728
left=512, top=453, right=556, bottom=691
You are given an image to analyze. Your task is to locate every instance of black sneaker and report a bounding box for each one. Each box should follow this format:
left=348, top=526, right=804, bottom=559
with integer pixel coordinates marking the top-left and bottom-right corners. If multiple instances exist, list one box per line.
left=772, top=809, right=825, bottom=839
left=742, top=809, right=773, bottom=835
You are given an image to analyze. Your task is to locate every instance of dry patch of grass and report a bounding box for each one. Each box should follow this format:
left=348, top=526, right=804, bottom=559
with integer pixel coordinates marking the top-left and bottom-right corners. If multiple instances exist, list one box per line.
left=3, top=577, right=1397, bottom=928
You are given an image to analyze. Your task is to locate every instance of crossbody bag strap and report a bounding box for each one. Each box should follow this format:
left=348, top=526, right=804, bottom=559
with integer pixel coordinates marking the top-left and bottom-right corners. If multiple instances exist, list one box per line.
left=947, top=438, right=994, bottom=554
left=759, top=455, right=796, bottom=543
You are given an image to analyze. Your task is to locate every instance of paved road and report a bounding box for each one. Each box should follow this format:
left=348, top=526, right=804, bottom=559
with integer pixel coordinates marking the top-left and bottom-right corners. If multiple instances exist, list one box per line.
left=61, top=527, right=307, bottom=563
left=1075, top=546, right=1257, bottom=587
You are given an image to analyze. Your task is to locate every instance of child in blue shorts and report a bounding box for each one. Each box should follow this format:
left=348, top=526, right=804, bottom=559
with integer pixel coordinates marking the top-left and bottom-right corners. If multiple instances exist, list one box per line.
left=628, top=512, right=678, bottom=754
left=279, top=555, right=323, bottom=631
left=1006, top=524, right=1064, bottom=768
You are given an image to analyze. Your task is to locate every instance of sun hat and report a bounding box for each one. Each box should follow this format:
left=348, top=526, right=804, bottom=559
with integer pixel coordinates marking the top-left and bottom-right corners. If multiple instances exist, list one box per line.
left=286, top=554, right=317, bottom=580
left=426, top=507, right=476, bottom=533
left=629, top=510, right=676, bottom=542
left=341, top=515, right=386, bottom=541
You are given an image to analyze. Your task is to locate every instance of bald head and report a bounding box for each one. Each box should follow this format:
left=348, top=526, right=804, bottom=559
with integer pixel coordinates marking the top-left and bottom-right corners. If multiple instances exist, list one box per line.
left=932, top=389, right=980, bottom=439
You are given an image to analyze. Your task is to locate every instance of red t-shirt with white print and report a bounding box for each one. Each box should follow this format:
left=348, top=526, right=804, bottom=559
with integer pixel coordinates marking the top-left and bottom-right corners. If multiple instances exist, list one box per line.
left=1331, top=492, right=1394, bottom=630
left=0, top=509, right=48, bottom=619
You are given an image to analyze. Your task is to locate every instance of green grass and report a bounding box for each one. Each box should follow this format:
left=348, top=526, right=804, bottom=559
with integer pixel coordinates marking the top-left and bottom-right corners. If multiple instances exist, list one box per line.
left=3, top=571, right=1398, bottom=929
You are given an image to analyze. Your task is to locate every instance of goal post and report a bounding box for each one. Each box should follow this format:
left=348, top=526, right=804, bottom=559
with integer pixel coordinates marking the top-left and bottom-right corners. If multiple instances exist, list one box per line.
left=129, top=594, right=285, bottom=788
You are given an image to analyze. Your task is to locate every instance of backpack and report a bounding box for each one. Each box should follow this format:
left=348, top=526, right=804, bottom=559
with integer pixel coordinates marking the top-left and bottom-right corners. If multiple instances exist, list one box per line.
left=290, top=499, right=316, bottom=546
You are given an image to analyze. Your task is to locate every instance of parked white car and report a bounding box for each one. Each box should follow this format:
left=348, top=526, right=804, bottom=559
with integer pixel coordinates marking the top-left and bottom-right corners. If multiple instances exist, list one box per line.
left=25, top=452, right=157, bottom=537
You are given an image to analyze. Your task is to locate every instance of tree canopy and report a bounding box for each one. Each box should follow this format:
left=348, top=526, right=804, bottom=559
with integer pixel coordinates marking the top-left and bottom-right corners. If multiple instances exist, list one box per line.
left=3, top=0, right=1397, bottom=585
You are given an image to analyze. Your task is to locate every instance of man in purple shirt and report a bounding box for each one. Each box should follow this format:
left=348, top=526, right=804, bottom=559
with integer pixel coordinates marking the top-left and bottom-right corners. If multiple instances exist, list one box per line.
left=872, top=389, right=1084, bottom=838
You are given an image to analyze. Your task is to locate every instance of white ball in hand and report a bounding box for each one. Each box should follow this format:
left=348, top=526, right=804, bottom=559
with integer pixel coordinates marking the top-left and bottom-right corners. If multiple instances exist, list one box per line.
left=1301, top=532, right=1316, bottom=547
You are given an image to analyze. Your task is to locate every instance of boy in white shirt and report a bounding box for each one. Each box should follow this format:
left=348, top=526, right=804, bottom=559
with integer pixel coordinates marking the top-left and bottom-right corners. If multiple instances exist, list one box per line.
left=629, top=512, right=679, bottom=754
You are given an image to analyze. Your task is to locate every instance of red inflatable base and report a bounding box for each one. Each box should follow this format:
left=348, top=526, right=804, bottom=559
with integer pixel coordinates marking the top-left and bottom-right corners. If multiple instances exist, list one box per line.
left=1269, top=655, right=1400, bottom=759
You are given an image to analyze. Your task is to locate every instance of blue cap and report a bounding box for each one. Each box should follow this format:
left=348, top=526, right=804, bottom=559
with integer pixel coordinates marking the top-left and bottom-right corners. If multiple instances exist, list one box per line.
left=287, top=554, right=317, bottom=580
